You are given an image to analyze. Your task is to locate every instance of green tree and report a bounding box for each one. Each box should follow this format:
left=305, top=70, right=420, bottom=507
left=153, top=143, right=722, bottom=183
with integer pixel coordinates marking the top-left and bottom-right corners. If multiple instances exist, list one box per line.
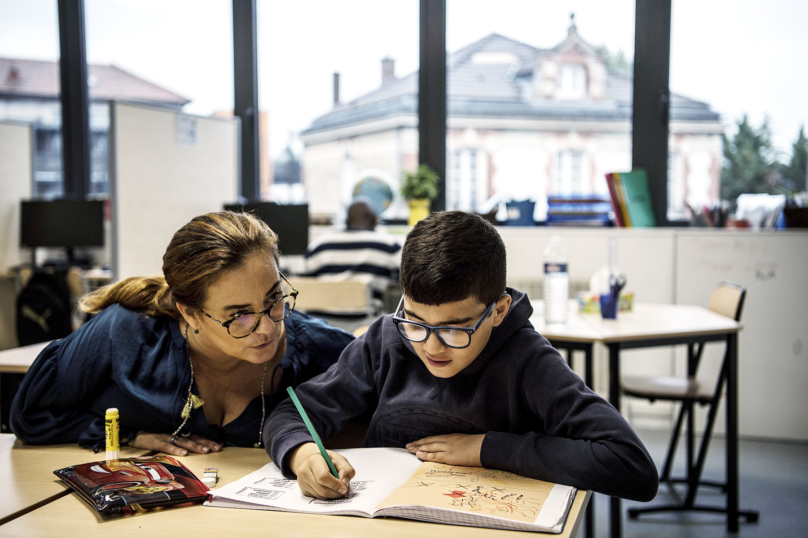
left=720, top=116, right=781, bottom=200
left=595, top=45, right=632, bottom=75
left=780, top=126, right=807, bottom=193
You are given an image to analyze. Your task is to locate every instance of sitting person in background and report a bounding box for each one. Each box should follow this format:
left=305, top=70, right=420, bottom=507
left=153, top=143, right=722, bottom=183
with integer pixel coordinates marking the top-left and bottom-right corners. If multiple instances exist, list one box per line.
left=11, top=211, right=354, bottom=454
left=303, top=199, right=401, bottom=303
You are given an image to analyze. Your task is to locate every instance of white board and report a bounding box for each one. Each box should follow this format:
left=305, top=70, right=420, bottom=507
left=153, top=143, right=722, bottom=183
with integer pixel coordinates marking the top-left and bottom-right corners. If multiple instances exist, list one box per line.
left=0, top=121, right=33, bottom=269
left=0, top=121, right=33, bottom=349
left=109, top=102, right=239, bottom=280
left=676, top=231, right=808, bottom=441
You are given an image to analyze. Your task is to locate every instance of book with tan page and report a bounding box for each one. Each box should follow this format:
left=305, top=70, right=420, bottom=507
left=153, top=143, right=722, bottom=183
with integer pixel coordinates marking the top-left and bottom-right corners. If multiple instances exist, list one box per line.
left=205, top=447, right=577, bottom=533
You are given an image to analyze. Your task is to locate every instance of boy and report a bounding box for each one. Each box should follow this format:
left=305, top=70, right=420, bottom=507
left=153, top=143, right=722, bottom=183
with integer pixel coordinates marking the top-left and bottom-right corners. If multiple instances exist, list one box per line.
left=264, top=211, right=658, bottom=502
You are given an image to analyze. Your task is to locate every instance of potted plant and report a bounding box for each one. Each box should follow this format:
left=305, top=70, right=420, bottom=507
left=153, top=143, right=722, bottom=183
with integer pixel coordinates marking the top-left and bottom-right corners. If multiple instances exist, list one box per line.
left=400, top=164, right=439, bottom=226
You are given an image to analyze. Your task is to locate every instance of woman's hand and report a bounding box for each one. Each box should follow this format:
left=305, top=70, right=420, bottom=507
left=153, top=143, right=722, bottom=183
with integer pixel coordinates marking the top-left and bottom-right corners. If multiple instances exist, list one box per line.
left=406, top=433, right=485, bottom=467
left=130, top=431, right=222, bottom=457
left=290, top=442, right=355, bottom=499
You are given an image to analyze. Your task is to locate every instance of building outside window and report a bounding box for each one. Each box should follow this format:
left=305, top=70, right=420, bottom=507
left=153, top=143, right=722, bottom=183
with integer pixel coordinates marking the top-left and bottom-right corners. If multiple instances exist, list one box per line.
left=297, top=5, right=719, bottom=223
left=557, top=64, right=586, bottom=100
left=668, top=151, right=686, bottom=219
left=449, top=148, right=479, bottom=211
left=556, top=149, right=583, bottom=195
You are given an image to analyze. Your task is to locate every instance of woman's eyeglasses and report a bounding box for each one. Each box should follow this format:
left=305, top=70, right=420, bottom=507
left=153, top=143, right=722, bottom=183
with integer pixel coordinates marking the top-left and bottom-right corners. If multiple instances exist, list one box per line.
left=199, top=273, right=299, bottom=339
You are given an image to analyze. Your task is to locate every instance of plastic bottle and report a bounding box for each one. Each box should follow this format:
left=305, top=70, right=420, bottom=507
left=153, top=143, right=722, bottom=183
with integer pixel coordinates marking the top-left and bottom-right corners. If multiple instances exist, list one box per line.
left=543, top=236, right=569, bottom=324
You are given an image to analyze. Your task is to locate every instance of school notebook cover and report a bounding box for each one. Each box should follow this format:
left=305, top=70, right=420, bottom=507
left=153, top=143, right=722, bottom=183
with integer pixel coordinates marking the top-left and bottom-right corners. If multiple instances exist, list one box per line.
left=205, top=447, right=578, bottom=534
left=54, top=455, right=210, bottom=514
left=616, top=169, right=657, bottom=227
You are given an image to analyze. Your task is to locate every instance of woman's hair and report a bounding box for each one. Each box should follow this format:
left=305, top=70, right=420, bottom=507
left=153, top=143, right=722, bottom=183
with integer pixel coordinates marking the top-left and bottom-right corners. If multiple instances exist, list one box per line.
left=400, top=211, right=506, bottom=306
left=80, top=211, right=279, bottom=317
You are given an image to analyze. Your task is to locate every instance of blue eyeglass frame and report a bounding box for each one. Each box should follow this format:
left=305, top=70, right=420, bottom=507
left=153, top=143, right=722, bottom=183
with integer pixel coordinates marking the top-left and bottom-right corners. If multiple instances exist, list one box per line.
left=392, top=296, right=500, bottom=349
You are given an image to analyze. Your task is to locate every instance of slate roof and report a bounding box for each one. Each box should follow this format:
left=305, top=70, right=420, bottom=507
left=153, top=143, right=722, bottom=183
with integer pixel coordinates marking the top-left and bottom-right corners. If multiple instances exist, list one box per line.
left=0, top=57, right=190, bottom=106
left=303, top=32, right=719, bottom=136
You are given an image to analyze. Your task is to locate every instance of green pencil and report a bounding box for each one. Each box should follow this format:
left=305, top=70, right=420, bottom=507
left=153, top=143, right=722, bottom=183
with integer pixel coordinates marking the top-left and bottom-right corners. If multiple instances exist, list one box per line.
left=285, top=386, right=339, bottom=478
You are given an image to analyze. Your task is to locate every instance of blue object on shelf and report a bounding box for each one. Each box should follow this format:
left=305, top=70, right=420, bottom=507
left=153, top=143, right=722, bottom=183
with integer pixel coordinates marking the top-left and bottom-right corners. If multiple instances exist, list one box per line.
left=504, top=200, right=536, bottom=226
left=600, top=293, right=618, bottom=319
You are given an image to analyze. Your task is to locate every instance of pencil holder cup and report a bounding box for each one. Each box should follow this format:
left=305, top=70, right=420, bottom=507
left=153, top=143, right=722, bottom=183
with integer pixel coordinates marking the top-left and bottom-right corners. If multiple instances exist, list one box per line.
left=600, top=293, right=619, bottom=319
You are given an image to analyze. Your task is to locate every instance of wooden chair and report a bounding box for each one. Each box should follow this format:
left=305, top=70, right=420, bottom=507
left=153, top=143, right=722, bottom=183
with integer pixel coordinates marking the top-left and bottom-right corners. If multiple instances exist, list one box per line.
left=289, top=277, right=378, bottom=333
left=622, top=281, right=758, bottom=522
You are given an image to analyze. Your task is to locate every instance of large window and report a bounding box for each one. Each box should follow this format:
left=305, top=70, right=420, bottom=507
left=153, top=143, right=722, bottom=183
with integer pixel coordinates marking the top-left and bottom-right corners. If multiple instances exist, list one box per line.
left=668, top=0, right=808, bottom=221
left=260, top=1, right=419, bottom=222
left=84, top=0, right=233, bottom=197
left=446, top=0, right=635, bottom=221
left=0, top=0, right=61, bottom=197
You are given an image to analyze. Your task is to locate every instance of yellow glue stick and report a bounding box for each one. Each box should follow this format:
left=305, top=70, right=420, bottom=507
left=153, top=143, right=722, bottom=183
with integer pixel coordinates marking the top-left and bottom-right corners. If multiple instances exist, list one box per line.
left=105, top=408, right=119, bottom=460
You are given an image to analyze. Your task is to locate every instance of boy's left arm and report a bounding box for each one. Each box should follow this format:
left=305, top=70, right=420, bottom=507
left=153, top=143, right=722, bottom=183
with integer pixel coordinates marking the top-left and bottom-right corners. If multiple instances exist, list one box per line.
left=478, top=354, right=659, bottom=502
left=405, top=433, right=485, bottom=466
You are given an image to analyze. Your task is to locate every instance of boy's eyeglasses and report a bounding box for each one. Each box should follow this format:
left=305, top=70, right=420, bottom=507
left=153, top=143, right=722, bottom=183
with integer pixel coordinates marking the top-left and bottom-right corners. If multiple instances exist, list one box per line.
left=392, top=296, right=498, bottom=349
left=199, top=273, right=299, bottom=339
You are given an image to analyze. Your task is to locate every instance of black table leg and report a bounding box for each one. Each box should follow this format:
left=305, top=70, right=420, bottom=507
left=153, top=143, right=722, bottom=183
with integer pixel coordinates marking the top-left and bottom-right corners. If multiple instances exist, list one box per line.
left=1, top=372, right=25, bottom=434
left=550, top=341, right=598, bottom=538
left=584, top=343, right=595, bottom=538
left=727, top=333, right=739, bottom=532
left=608, top=343, right=622, bottom=538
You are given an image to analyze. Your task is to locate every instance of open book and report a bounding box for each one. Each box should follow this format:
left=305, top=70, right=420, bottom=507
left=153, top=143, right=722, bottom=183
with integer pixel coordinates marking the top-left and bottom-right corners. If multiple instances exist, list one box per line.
left=206, top=447, right=577, bottom=533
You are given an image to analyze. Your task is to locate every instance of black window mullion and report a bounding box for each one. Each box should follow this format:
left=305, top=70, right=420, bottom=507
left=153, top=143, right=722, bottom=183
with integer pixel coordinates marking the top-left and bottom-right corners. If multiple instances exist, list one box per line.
left=57, top=0, right=91, bottom=200
left=419, top=0, right=447, bottom=212
left=632, top=0, right=672, bottom=225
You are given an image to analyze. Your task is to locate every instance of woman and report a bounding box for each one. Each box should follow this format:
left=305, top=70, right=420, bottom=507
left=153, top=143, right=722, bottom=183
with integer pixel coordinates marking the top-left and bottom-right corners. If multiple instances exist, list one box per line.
left=10, top=211, right=354, bottom=455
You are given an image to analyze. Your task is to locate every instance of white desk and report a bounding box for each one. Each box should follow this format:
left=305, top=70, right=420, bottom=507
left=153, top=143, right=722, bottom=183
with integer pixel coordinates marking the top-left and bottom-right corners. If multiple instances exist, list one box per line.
left=531, top=301, right=747, bottom=537
left=0, top=444, right=590, bottom=538
left=0, top=434, right=146, bottom=524
left=0, top=342, right=50, bottom=375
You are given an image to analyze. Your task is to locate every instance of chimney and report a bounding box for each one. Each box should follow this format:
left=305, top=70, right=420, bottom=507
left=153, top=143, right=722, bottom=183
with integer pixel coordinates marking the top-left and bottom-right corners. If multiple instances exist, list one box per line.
left=382, top=57, right=395, bottom=84
left=333, top=72, right=340, bottom=106
left=6, top=63, right=20, bottom=87
left=568, top=12, right=578, bottom=37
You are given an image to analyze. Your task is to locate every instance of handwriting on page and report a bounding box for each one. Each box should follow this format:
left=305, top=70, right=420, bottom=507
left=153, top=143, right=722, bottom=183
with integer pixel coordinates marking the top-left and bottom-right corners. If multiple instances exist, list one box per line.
left=380, top=463, right=555, bottom=524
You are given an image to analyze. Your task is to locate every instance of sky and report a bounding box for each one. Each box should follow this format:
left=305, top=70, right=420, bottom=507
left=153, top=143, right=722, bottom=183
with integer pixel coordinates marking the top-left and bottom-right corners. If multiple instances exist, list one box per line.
left=0, top=0, right=805, bottom=160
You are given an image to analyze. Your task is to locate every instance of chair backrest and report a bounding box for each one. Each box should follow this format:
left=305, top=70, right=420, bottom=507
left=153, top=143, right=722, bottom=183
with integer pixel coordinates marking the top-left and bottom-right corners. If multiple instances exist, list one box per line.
left=290, top=277, right=371, bottom=314
left=707, top=281, right=746, bottom=322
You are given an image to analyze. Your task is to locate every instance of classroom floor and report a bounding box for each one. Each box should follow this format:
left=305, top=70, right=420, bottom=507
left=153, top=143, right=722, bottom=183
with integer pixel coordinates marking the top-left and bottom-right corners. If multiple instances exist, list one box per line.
left=584, top=429, right=808, bottom=538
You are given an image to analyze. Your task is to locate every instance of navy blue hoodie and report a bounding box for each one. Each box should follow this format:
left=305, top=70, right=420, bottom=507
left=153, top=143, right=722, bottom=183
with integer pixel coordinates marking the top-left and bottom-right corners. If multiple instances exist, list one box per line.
left=11, top=305, right=353, bottom=448
left=264, top=288, right=659, bottom=502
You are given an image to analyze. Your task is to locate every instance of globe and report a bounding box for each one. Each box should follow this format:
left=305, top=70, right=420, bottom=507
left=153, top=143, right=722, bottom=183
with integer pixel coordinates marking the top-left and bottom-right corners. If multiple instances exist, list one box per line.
left=352, top=176, right=394, bottom=216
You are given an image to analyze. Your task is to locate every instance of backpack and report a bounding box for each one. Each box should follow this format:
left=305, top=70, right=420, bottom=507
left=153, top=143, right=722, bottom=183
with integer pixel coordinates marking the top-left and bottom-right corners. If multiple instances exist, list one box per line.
left=16, top=269, right=73, bottom=346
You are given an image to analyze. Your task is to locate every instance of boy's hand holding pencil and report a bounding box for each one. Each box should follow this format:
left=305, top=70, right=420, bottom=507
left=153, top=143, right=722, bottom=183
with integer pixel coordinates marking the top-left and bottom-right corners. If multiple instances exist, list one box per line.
left=290, top=443, right=355, bottom=499
left=286, top=387, right=355, bottom=499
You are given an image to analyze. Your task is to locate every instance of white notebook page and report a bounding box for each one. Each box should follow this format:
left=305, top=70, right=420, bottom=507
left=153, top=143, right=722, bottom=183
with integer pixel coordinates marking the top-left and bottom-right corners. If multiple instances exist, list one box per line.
left=210, top=447, right=421, bottom=515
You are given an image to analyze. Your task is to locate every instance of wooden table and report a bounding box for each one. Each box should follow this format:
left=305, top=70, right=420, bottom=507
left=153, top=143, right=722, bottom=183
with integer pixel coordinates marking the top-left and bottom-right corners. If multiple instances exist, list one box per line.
left=531, top=301, right=745, bottom=537
left=0, top=444, right=590, bottom=538
left=0, top=434, right=146, bottom=524
left=0, top=342, right=51, bottom=434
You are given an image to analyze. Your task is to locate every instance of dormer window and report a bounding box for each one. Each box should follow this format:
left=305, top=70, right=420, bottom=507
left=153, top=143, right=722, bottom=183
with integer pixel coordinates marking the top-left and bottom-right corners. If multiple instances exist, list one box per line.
left=557, top=64, right=586, bottom=100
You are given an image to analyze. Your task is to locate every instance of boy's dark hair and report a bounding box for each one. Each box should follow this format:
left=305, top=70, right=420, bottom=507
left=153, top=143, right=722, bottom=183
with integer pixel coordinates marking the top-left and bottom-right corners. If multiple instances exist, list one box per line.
left=400, top=211, right=506, bottom=306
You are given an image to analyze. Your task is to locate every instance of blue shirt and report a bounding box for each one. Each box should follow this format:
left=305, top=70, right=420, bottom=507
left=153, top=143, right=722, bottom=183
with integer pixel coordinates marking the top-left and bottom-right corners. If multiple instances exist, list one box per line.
left=10, top=304, right=354, bottom=448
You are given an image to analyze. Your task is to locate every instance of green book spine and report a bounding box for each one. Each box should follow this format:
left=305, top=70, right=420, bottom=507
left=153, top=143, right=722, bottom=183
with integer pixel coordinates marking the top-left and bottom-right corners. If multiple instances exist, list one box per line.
left=617, top=169, right=657, bottom=227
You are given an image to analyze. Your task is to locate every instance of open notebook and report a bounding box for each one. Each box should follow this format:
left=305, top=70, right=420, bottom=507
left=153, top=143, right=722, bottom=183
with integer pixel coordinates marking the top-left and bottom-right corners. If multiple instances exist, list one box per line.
left=206, top=447, right=577, bottom=533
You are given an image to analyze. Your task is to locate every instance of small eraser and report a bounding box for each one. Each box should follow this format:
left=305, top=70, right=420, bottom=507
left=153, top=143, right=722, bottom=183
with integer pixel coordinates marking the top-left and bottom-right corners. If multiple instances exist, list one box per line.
left=202, top=467, right=218, bottom=486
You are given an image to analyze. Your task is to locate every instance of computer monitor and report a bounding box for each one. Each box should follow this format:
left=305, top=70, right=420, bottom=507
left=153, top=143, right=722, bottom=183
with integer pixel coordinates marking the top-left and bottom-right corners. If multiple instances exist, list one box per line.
left=223, top=202, right=309, bottom=255
left=20, top=199, right=105, bottom=249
